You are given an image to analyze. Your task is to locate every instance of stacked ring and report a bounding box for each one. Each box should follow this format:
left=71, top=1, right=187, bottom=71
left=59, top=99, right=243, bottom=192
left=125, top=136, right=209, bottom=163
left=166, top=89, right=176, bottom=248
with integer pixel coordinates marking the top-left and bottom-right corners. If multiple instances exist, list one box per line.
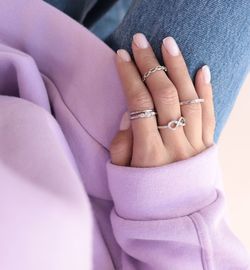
left=130, top=109, right=157, bottom=120
left=129, top=65, right=206, bottom=130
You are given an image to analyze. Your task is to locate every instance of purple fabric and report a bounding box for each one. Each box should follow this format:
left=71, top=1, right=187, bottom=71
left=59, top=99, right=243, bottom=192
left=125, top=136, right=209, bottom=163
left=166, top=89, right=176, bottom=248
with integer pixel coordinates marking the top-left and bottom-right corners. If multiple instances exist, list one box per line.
left=0, top=1, right=249, bottom=269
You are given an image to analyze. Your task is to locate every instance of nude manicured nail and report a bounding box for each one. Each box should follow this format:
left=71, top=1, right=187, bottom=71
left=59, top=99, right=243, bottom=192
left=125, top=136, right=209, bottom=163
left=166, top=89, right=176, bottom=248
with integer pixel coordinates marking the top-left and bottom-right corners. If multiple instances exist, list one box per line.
left=117, top=49, right=131, bottom=62
left=163, top=36, right=180, bottom=56
left=202, top=65, right=211, bottom=84
left=133, top=33, right=149, bottom=49
left=120, top=111, right=130, bottom=130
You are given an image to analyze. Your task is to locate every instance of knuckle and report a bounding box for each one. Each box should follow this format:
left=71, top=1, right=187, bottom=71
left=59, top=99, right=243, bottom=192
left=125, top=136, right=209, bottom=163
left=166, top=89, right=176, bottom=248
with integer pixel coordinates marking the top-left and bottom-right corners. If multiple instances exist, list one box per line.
left=129, top=79, right=144, bottom=92
left=139, top=53, right=156, bottom=67
left=110, top=136, right=128, bottom=155
left=193, top=143, right=207, bottom=153
left=156, top=86, right=179, bottom=106
left=204, top=139, right=214, bottom=148
left=183, top=103, right=202, bottom=114
left=205, top=114, right=216, bottom=130
left=174, top=150, right=191, bottom=161
left=130, top=90, right=153, bottom=109
left=168, top=143, right=195, bottom=162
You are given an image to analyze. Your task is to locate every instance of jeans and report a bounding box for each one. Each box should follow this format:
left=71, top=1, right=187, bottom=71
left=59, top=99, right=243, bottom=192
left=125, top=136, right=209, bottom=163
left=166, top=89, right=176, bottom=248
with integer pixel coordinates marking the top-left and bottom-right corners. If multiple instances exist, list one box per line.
left=90, top=0, right=132, bottom=40
left=43, top=0, right=117, bottom=26
left=45, top=0, right=250, bottom=143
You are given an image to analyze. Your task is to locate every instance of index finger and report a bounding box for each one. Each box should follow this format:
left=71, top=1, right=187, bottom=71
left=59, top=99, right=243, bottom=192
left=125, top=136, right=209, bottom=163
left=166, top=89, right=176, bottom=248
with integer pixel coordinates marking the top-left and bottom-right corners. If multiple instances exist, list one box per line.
left=116, top=49, right=161, bottom=141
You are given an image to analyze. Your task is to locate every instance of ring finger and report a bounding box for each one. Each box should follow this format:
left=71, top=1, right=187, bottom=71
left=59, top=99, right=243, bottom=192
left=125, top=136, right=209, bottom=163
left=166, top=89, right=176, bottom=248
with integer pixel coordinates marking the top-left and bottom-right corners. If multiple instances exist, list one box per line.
left=115, top=48, right=162, bottom=148
left=161, top=37, right=204, bottom=150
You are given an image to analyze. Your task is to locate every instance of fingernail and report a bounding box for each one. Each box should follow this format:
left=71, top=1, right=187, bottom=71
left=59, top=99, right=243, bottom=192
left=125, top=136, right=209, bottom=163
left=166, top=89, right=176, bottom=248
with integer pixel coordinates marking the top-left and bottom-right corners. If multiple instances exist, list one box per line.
left=202, top=65, right=211, bottom=84
left=163, top=36, right=180, bottom=56
left=120, top=111, right=130, bottom=130
left=117, top=49, right=131, bottom=62
left=133, top=33, right=149, bottom=49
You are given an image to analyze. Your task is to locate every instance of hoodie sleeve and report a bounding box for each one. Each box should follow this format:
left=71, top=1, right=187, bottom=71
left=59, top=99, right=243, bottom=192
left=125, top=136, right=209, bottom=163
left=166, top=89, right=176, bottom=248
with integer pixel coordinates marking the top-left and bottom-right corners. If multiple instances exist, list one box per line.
left=105, top=143, right=250, bottom=270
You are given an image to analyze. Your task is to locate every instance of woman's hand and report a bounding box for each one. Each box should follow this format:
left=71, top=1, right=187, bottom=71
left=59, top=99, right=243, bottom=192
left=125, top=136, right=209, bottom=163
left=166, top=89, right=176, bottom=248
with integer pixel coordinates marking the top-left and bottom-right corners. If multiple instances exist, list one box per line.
left=109, top=33, right=216, bottom=167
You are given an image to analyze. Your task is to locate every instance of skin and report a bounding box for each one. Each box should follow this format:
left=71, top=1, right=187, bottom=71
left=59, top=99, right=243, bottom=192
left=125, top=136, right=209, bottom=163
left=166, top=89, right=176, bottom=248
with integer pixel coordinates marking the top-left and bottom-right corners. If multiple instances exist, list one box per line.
left=109, top=33, right=216, bottom=168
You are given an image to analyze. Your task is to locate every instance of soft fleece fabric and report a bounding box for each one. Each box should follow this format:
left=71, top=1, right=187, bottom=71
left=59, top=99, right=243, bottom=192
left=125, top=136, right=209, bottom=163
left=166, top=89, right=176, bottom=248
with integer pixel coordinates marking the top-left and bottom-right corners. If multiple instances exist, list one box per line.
left=0, top=1, right=249, bottom=270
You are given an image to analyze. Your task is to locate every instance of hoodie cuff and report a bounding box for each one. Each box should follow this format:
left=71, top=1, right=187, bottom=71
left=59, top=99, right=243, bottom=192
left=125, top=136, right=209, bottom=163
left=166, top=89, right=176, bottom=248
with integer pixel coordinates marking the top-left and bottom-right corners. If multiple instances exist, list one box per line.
left=106, top=144, right=221, bottom=220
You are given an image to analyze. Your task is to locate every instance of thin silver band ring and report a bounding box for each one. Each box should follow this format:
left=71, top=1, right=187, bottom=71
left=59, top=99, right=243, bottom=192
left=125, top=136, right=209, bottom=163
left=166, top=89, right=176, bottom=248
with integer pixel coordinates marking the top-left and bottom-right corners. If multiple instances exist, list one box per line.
left=179, top=98, right=204, bottom=106
left=129, top=98, right=204, bottom=120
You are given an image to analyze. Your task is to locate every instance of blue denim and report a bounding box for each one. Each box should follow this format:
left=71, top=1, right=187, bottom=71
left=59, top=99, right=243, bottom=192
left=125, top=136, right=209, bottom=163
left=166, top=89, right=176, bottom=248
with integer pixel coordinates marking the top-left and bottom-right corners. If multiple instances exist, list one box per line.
left=90, top=0, right=132, bottom=40
left=105, top=0, right=250, bottom=143
left=44, top=0, right=250, bottom=144
left=43, top=0, right=97, bottom=22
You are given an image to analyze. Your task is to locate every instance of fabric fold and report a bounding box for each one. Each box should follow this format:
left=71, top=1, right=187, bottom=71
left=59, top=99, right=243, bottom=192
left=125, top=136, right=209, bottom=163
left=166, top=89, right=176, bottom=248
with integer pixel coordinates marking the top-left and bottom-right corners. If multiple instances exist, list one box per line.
left=0, top=96, right=93, bottom=270
left=106, top=144, right=220, bottom=220
left=0, top=1, right=250, bottom=269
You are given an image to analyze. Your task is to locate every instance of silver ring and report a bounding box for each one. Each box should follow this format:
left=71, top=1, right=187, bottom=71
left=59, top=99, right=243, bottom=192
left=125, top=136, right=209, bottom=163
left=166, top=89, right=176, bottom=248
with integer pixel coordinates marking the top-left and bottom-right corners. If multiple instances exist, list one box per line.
left=179, top=98, right=204, bottom=106
left=157, top=116, right=186, bottom=130
left=130, top=109, right=157, bottom=120
left=142, top=65, right=167, bottom=82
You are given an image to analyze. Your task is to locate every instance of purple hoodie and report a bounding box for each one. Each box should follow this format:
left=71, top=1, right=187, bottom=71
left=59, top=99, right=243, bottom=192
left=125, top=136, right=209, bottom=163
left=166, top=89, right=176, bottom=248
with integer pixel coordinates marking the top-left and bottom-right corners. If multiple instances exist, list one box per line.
left=0, top=1, right=249, bottom=269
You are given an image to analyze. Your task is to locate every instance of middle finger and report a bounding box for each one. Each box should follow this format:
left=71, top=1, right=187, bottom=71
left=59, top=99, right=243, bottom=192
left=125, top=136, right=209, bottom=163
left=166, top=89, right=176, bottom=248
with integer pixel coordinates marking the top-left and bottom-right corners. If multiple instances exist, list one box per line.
left=132, top=33, right=188, bottom=148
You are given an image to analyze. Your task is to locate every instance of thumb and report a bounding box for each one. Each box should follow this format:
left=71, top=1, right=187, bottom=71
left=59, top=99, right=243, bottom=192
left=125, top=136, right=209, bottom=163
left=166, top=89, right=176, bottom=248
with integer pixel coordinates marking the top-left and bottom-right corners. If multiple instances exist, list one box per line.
left=109, top=111, right=133, bottom=166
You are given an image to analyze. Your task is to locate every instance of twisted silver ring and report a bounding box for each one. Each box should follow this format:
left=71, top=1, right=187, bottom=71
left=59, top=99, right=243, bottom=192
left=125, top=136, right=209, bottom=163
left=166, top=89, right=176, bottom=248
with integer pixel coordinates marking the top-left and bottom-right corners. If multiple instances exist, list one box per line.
left=142, top=65, right=167, bottom=82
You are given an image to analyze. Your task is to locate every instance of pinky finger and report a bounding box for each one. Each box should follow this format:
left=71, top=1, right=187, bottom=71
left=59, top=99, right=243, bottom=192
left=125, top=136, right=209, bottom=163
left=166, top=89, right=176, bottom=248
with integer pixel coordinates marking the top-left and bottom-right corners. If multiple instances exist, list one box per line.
left=195, top=65, right=216, bottom=147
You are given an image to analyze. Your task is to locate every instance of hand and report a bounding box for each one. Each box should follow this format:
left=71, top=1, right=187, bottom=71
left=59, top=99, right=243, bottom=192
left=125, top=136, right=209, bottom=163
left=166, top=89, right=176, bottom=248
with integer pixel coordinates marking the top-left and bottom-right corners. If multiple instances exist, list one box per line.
left=109, top=33, right=216, bottom=168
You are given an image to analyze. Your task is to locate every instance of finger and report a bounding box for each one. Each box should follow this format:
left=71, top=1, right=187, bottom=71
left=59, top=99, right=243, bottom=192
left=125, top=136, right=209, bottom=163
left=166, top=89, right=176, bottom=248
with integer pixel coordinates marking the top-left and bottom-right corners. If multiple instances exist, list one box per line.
left=161, top=37, right=203, bottom=151
left=116, top=49, right=162, bottom=146
left=195, top=65, right=216, bottom=147
left=109, top=124, right=133, bottom=166
left=131, top=33, right=188, bottom=150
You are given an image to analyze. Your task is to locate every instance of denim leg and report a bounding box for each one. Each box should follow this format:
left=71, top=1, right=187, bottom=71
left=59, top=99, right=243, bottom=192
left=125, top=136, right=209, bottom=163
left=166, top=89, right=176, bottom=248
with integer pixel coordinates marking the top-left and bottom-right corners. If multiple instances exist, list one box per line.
left=105, top=0, right=250, bottom=143
left=43, top=0, right=97, bottom=22
left=43, top=0, right=118, bottom=26
left=90, top=0, right=132, bottom=40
